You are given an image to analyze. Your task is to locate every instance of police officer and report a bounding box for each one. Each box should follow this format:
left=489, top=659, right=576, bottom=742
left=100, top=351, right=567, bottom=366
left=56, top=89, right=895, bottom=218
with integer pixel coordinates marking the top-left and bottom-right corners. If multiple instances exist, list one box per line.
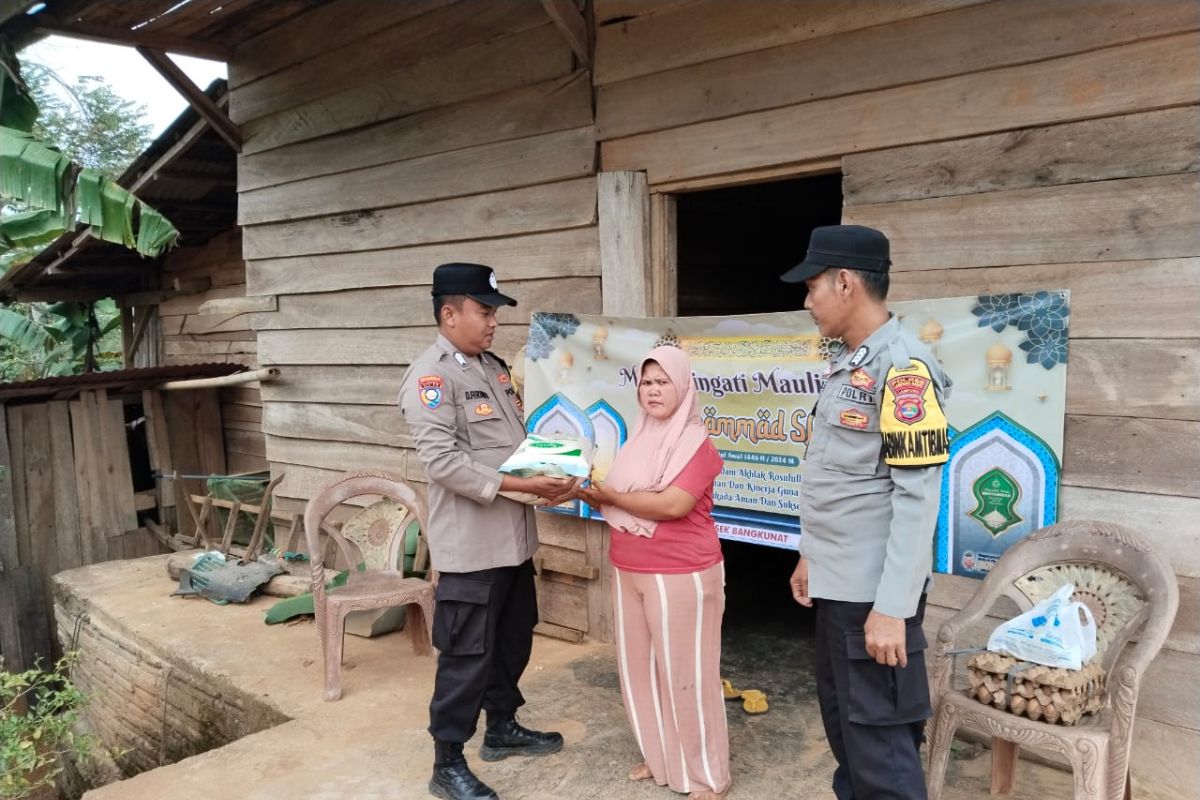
left=780, top=226, right=951, bottom=800
left=400, top=263, right=578, bottom=800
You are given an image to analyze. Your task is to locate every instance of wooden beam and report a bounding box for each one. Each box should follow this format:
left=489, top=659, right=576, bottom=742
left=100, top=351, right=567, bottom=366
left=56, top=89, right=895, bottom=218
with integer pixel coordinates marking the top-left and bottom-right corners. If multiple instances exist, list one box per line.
left=197, top=295, right=277, bottom=316
left=124, top=306, right=153, bottom=365
left=36, top=19, right=232, bottom=61
left=137, top=47, right=241, bottom=152
left=16, top=288, right=109, bottom=303
left=541, top=0, right=591, bottom=67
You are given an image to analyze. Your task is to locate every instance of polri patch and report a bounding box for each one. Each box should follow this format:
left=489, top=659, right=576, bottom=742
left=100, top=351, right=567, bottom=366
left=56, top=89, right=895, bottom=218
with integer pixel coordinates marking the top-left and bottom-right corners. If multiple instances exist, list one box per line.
left=839, top=408, right=870, bottom=430
left=475, top=402, right=493, bottom=417
left=838, top=384, right=875, bottom=405
left=464, top=390, right=489, bottom=400
left=418, top=375, right=443, bottom=409
left=848, top=345, right=870, bottom=368
left=850, top=368, right=876, bottom=391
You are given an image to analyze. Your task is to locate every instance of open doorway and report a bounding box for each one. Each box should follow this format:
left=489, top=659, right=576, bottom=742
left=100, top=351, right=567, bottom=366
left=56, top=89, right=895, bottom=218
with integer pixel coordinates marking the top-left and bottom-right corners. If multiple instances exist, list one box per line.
left=674, top=172, right=843, bottom=703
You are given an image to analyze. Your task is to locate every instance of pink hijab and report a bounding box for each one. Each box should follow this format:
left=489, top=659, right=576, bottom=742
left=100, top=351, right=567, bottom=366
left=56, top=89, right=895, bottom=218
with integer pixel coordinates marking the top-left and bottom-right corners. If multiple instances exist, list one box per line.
left=601, top=345, right=709, bottom=537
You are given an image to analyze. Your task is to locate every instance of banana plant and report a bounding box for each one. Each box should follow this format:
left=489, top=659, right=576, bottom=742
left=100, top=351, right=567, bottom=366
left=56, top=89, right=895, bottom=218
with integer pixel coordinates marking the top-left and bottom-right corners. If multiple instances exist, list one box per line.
left=0, top=300, right=121, bottom=379
left=0, top=37, right=178, bottom=257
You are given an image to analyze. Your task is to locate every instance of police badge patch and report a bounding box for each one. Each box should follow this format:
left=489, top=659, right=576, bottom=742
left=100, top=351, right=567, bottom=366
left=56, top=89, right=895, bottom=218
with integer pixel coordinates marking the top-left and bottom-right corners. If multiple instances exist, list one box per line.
left=418, top=375, right=443, bottom=409
left=848, top=345, right=870, bottom=368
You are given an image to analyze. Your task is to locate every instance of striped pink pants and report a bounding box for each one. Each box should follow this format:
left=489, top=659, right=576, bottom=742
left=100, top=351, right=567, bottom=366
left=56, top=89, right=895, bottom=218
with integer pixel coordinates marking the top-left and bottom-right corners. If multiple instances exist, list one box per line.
left=613, top=562, right=731, bottom=795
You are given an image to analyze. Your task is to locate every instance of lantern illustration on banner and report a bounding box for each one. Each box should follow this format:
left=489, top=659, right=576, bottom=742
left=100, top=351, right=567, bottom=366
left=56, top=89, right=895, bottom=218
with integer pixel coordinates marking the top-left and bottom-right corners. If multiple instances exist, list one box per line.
left=592, top=326, right=609, bottom=360
left=557, top=350, right=575, bottom=384
left=919, top=318, right=944, bottom=361
left=985, top=341, right=1013, bottom=392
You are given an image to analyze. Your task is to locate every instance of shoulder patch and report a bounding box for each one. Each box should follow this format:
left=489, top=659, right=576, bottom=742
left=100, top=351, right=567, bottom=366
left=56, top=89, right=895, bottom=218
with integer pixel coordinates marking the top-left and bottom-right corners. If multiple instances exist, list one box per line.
left=881, top=359, right=948, bottom=466
left=418, top=375, right=444, bottom=409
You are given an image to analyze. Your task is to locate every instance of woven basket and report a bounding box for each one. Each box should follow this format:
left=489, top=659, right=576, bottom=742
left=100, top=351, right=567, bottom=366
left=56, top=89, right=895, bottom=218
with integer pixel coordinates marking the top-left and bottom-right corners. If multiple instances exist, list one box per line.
left=966, top=650, right=1105, bottom=726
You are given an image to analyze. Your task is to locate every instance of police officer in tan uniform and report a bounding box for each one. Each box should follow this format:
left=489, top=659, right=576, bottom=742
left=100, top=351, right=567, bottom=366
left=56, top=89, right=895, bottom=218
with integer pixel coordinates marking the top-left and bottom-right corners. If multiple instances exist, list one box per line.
left=400, top=263, right=577, bottom=800
left=781, top=227, right=951, bottom=800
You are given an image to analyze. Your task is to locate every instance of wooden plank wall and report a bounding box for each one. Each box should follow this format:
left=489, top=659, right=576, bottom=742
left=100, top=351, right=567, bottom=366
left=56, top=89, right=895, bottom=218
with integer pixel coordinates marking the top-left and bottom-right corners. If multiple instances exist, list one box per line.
left=0, top=394, right=167, bottom=672
left=228, top=3, right=602, bottom=533
left=593, top=0, right=1199, bottom=795
left=160, top=229, right=267, bottom=475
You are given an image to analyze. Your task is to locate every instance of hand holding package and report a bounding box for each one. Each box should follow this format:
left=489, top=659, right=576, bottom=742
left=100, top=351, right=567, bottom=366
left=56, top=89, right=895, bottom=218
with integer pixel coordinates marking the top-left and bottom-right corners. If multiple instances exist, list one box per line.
left=986, top=583, right=1098, bottom=670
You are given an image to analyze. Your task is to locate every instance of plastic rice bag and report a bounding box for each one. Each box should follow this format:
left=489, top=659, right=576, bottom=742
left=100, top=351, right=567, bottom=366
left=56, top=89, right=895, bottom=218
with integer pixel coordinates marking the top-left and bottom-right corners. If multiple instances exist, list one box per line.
left=499, top=434, right=592, bottom=479
left=986, top=583, right=1098, bottom=670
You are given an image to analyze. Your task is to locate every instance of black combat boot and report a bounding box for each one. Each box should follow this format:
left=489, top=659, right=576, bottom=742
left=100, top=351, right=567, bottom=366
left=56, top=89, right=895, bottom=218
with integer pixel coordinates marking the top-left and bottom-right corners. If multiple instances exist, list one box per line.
left=429, top=739, right=497, bottom=800
left=479, top=713, right=564, bottom=761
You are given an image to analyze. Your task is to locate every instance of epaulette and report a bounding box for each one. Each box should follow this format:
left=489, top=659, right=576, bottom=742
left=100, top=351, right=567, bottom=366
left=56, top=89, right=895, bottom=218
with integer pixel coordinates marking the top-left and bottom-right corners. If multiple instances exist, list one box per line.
left=484, top=350, right=509, bottom=371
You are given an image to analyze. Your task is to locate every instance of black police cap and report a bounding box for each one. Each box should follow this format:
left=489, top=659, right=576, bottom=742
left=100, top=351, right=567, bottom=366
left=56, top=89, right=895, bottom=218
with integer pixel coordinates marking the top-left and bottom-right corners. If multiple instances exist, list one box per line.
left=431, top=262, right=517, bottom=307
left=780, top=225, right=892, bottom=283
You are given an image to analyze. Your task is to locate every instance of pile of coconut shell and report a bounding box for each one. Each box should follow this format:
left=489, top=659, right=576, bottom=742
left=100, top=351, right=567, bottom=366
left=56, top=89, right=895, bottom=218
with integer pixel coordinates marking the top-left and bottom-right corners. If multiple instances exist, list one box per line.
left=966, top=650, right=1106, bottom=725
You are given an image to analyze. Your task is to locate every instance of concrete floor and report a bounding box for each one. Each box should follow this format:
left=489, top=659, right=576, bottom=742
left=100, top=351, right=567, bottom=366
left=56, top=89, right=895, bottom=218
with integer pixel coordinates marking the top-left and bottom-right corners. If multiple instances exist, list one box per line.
left=62, top=556, right=1076, bottom=800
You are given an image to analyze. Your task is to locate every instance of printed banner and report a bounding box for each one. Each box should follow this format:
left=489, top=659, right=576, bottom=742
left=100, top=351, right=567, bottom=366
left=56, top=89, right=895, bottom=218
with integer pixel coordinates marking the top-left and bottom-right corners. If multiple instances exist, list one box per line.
left=521, top=292, right=1069, bottom=578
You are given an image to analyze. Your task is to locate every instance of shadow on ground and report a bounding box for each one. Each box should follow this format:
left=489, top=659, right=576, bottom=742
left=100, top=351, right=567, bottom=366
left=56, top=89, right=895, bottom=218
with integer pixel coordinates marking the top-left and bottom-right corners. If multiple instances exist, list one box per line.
left=481, top=540, right=1074, bottom=800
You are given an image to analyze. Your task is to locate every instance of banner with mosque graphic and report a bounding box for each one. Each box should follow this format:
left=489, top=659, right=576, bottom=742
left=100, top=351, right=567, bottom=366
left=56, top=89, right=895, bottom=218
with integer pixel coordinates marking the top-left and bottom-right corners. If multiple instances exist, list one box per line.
left=520, top=291, right=1069, bottom=578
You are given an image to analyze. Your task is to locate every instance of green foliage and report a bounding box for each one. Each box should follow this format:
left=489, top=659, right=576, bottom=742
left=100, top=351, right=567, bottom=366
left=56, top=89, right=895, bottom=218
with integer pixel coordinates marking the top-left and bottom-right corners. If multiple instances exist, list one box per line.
left=0, top=38, right=179, bottom=260
left=28, top=70, right=151, bottom=179
left=0, top=299, right=122, bottom=381
left=0, top=653, right=98, bottom=799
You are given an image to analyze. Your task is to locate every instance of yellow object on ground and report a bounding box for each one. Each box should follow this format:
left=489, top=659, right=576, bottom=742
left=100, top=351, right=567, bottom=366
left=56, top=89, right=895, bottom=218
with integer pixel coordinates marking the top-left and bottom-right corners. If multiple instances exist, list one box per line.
left=720, top=678, right=769, bottom=713
left=740, top=689, right=769, bottom=714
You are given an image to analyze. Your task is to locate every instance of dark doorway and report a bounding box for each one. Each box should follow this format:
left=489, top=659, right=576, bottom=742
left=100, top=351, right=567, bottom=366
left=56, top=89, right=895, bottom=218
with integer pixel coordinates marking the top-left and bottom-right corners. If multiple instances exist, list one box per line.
left=674, top=173, right=843, bottom=711
left=676, top=172, right=842, bottom=316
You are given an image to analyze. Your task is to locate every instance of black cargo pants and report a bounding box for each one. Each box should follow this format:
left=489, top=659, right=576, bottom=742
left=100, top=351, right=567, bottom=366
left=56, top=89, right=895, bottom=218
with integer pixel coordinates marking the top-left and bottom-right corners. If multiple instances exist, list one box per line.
left=814, top=595, right=931, bottom=800
left=428, top=559, right=539, bottom=743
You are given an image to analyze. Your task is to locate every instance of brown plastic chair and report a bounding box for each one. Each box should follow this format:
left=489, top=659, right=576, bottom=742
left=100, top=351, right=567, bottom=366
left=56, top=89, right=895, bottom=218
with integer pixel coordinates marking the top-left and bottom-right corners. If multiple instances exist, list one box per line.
left=926, top=521, right=1178, bottom=799
left=304, top=470, right=436, bottom=701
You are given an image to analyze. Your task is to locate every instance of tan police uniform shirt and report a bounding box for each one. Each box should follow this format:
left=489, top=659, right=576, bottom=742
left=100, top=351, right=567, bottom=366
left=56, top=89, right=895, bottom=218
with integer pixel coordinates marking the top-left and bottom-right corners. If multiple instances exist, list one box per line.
left=399, top=333, right=537, bottom=574
left=799, top=315, right=951, bottom=619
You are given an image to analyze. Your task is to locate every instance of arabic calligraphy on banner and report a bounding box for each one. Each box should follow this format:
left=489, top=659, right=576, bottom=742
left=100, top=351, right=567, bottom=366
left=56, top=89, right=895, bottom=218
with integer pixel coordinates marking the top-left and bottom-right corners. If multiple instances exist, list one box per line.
left=521, top=292, right=1069, bottom=578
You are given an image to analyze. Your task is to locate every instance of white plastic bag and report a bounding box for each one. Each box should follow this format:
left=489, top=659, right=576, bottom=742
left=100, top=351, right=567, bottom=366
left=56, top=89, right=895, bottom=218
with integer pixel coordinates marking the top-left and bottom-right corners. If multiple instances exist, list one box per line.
left=498, top=434, right=592, bottom=479
left=986, top=583, right=1097, bottom=670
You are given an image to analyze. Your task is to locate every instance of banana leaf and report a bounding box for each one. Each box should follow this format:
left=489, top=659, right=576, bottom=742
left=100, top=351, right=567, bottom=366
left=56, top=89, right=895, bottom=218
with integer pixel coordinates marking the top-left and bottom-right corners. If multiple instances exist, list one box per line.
left=0, top=307, right=50, bottom=352
left=0, top=39, right=181, bottom=260
left=0, top=208, right=66, bottom=249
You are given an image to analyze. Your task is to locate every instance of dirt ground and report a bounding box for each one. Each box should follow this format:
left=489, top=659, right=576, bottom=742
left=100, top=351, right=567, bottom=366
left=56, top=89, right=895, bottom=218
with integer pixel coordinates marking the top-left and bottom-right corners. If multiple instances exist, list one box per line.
left=61, top=554, right=1076, bottom=800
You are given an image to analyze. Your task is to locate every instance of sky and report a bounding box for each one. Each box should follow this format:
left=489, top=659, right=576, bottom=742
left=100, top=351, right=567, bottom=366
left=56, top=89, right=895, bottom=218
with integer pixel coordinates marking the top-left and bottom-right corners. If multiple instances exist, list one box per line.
left=20, top=35, right=227, bottom=137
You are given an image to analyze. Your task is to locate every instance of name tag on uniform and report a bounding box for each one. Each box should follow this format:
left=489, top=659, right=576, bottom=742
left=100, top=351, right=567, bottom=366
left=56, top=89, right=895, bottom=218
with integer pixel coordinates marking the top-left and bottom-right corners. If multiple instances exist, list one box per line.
left=837, top=384, right=874, bottom=405
left=464, top=390, right=489, bottom=400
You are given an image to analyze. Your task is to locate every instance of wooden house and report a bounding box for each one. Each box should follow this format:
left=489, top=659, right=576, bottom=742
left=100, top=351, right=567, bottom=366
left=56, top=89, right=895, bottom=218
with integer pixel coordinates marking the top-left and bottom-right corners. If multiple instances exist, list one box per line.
left=0, top=1, right=1196, bottom=795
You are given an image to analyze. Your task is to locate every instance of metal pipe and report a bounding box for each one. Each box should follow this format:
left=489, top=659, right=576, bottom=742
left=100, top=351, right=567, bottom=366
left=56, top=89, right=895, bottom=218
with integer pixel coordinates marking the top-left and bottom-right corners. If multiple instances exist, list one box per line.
left=158, top=366, right=279, bottom=390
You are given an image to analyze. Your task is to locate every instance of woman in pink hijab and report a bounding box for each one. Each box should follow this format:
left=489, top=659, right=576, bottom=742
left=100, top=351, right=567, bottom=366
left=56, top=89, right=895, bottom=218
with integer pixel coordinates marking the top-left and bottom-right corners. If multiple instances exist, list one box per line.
left=576, top=345, right=730, bottom=800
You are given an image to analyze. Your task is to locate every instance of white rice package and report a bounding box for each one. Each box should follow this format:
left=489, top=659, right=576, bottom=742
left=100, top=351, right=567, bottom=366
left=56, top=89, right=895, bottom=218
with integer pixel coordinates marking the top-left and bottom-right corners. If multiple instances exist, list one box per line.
left=499, top=434, right=592, bottom=479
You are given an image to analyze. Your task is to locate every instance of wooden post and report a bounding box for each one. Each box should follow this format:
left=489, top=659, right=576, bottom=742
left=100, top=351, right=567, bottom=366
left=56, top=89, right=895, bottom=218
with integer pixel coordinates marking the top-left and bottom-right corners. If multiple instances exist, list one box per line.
left=599, top=171, right=653, bottom=316
left=650, top=192, right=678, bottom=316
left=0, top=402, right=24, bottom=669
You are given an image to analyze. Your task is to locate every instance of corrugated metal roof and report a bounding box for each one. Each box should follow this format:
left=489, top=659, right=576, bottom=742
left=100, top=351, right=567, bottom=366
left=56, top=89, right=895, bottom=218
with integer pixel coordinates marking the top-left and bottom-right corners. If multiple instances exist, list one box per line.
left=0, top=363, right=245, bottom=403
